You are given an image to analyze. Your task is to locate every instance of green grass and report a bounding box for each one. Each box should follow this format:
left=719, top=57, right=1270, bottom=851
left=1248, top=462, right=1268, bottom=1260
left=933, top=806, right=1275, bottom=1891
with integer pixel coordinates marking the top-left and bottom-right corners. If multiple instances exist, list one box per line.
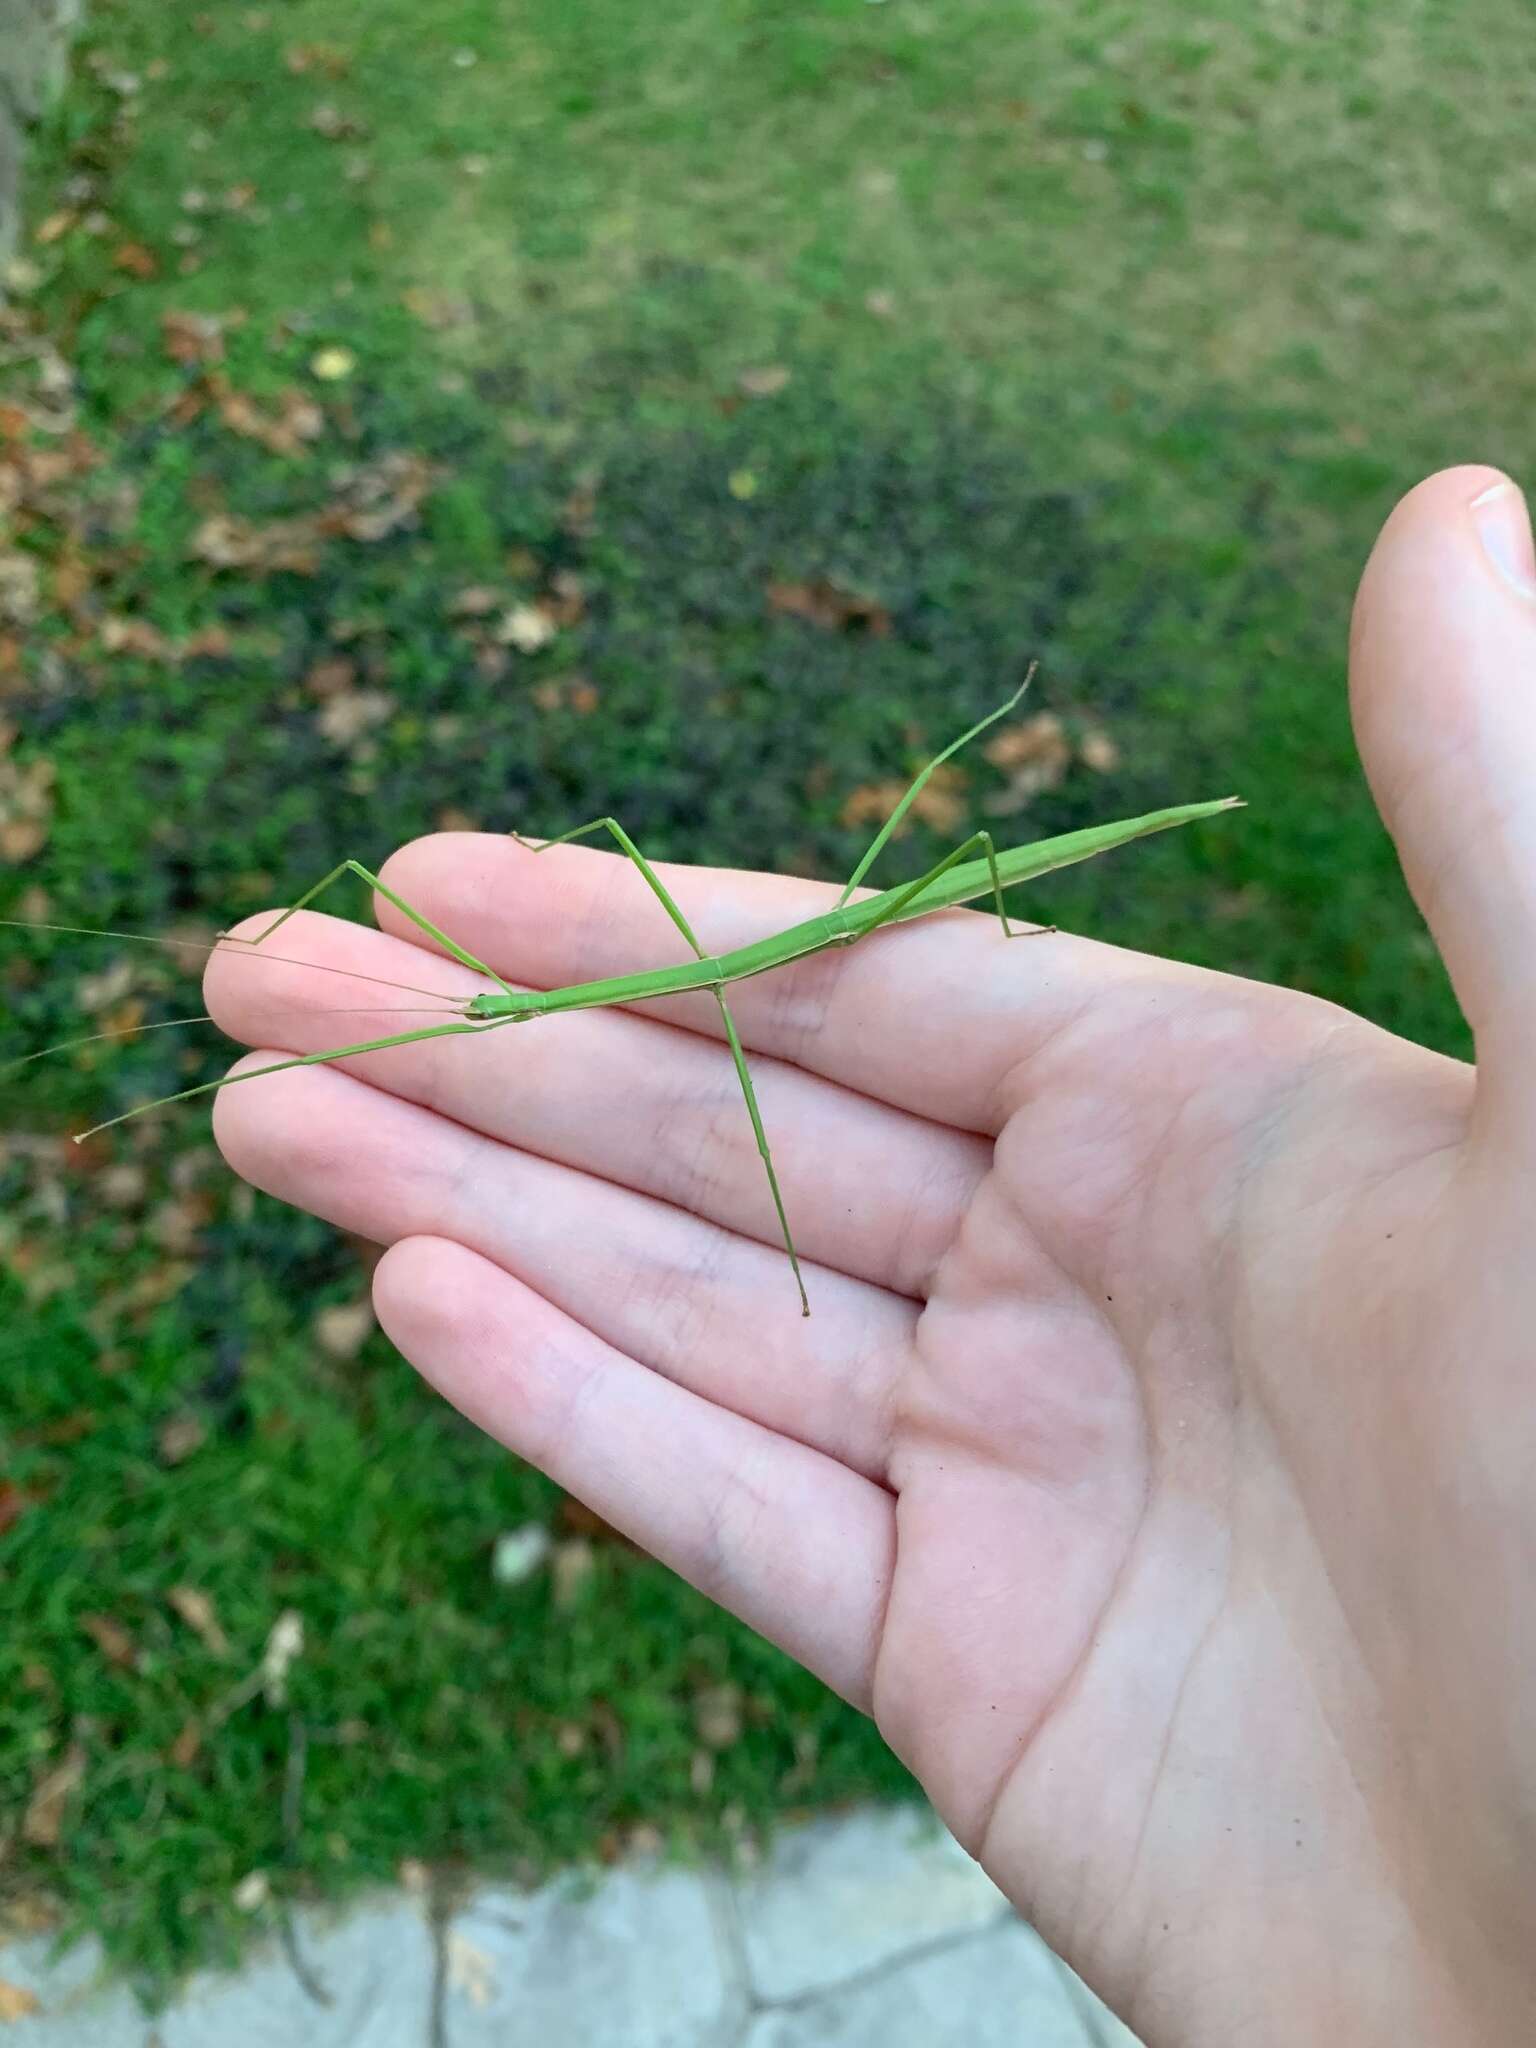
left=3, top=0, right=1533, bottom=1995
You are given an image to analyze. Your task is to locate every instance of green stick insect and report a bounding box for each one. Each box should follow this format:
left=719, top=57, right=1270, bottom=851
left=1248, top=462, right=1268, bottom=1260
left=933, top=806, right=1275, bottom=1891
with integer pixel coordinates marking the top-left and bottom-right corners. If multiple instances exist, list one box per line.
left=6, top=675, right=1239, bottom=1313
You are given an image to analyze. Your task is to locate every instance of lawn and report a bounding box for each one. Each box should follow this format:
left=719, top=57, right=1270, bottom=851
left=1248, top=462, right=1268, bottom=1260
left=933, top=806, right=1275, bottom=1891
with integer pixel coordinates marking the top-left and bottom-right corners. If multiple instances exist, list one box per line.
left=2, top=0, right=1533, bottom=1995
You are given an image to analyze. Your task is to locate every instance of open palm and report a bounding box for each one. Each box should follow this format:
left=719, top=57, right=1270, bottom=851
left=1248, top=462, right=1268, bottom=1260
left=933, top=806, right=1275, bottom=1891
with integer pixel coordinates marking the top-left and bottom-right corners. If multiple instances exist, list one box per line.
left=207, top=466, right=1536, bottom=2044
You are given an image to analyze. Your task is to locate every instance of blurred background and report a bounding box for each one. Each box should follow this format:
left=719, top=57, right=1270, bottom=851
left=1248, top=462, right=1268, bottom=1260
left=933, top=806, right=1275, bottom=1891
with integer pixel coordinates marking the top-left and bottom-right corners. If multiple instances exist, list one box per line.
left=1, top=0, right=1530, bottom=1995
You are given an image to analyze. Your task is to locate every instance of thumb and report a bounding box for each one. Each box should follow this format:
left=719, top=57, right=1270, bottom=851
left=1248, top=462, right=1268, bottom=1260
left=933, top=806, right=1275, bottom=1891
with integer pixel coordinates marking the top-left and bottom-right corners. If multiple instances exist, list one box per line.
left=1350, top=464, right=1536, bottom=1067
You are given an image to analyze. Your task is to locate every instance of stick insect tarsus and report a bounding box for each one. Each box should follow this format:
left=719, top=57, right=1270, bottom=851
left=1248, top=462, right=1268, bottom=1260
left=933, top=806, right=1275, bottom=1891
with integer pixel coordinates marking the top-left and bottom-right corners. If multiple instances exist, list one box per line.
left=8, top=675, right=1240, bottom=1313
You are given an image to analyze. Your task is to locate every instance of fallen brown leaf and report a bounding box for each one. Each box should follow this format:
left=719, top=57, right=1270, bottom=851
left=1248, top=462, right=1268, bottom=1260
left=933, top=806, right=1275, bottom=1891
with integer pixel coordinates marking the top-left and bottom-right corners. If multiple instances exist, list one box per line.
left=0, top=550, right=39, bottom=626
left=303, top=655, right=356, bottom=698
left=738, top=364, right=791, bottom=398
left=192, top=513, right=320, bottom=575
left=693, top=1682, right=743, bottom=1750
left=34, top=210, right=78, bottom=246
left=213, top=380, right=324, bottom=458
left=1079, top=725, right=1120, bottom=773
left=157, top=1414, right=206, bottom=1465
left=21, top=1745, right=85, bottom=1849
left=169, top=1585, right=231, bottom=1657
left=766, top=578, right=890, bottom=635
left=449, top=585, right=500, bottom=618
left=314, top=1298, right=374, bottom=1358
left=0, top=1481, right=43, bottom=1536
left=0, top=1980, right=41, bottom=2022
left=314, top=689, right=394, bottom=748
left=550, top=1538, right=595, bottom=1611
left=840, top=762, right=967, bottom=837
left=981, top=712, right=1071, bottom=814
left=161, top=309, right=226, bottom=365
left=400, top=287, right=472, bottom=330
left=531, top=673, right=599, bottom=716
left=50, top=547, right=92, bottom=613
left=0, top=756, right=56, bottom=864
left=112, top=241, right=160, bottom=280
left=169, top=1718, right=202, bottom=1769
left=542, top=568, right=585, bottom=627
left=285, top=42, right=350, bottom=77
left=307, top=103, right=366, bottom=141
left=260, top=1610, right=304, bottom=1707
left=98, top=615, right=172, bottom=658
left=325, top=451, right=437, bottom=540
left=81, top=1612, right=138, bottom=1669
left=496, top=603, right=557, bottom=654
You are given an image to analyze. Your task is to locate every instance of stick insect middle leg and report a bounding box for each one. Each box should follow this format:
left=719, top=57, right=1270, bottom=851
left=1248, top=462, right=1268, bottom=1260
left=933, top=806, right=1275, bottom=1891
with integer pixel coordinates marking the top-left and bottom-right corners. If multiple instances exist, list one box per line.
left=515, top=817, right=811, bottom=1315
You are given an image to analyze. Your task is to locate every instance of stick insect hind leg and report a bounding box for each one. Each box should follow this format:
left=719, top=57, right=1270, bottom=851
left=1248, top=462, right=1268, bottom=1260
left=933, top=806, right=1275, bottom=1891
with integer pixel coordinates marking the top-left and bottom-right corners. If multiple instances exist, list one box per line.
left=513, top=816, right=811, bottom=1316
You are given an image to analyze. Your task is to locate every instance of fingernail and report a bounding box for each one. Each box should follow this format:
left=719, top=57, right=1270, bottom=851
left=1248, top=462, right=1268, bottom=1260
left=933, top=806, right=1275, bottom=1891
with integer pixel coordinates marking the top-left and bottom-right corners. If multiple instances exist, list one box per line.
left=1470, top=479, right=1536, bottom=602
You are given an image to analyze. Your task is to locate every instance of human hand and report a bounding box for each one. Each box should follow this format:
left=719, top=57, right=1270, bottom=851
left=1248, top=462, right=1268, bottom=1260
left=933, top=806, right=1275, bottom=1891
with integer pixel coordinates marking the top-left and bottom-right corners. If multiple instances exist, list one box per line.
left=206, top=465, right=1536, bottom=2044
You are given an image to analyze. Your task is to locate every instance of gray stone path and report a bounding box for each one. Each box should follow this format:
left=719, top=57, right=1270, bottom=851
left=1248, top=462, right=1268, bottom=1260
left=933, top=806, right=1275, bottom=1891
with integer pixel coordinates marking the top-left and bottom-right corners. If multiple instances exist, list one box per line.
left=2, top=1805, right=1140, bottom=2045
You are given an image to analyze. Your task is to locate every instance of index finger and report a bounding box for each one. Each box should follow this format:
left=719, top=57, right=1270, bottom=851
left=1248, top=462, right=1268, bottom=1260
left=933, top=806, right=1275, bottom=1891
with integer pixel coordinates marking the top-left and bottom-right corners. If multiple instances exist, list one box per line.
left=374, top=830, right=1217, bottom=1133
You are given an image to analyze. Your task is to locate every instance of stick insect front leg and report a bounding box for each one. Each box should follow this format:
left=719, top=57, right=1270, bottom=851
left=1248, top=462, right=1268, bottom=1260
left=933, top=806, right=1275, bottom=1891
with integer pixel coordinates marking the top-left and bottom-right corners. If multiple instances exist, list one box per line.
left=227, top=858, right=518, bottom=997
left=75, top=866, right=528, bottom=1139
left=514, top=818, right=811, bottom=1316
left=830, top=671, right=1053, bottom=944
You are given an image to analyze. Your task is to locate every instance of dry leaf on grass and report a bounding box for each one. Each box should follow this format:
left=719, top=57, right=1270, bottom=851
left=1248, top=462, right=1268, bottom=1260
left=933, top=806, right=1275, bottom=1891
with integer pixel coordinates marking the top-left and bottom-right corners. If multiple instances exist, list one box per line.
left=285, top=43, right=350, bottom=77
left=550, top=1538, right=595, bottom=1611
left=192, top=512, right=321, bottom=575
left=692, top=1682, right=743, bottom=1750
left=97, top=614, right=170, bottom=658
left=303, top=655, right=356, bottom=698
left=112, top=241, right=159, bottom=280
left=766, top=578, right=890, bottom=635
left=213, top=381, right=324, bottom=458
left=314, top=1298, right=375, bottom=1356
left=738, top=364, right=791, bottom=397
left=495, top=602, right=557, bottom=654
left=169, top=1585, right=231, bottom=1658
left=157, top=1414, right=206, bottom=1465
left=315, top=689, right=395, bottom=747
left=260, top=1610, right=304, bottom=1707
left=21, top=1746, right=85, bottom=1849
left=307, top=103, right=366, bottom=141
left=161, top=309, right=226, bottom=365
left=34, top=210, right=78, bottom=246
left=232, top=1870, right=270, bottom=1912
left=169, top=1718, right=202, bottom=1769
left=81, top=1613, right=139, bottom=1669
left=0, top=757, right=57, bottom=863
left=1079, top=725, right=1120, bottom=773
left=840, top=762, right=967, bottom=838
left=0, top=551, right=39, bottom=626
left=0, top=1481, right=44, bottom=1537
left=981, top=711, right=1073, bottom=815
